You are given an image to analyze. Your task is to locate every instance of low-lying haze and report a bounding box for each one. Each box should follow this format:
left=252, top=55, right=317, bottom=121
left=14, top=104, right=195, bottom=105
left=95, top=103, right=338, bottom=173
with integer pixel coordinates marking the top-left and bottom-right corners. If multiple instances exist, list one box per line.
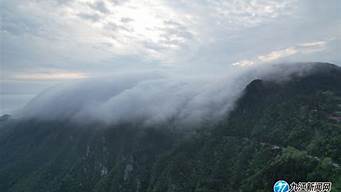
left=1, top=0, right=341, bottom=116
left=18, top=62, right=322, bottom=125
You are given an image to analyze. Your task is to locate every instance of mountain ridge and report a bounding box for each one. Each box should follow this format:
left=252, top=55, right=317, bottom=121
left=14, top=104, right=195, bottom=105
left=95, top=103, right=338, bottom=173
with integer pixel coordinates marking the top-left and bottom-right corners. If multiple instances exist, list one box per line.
left=1, top=62, right=341, bottom=192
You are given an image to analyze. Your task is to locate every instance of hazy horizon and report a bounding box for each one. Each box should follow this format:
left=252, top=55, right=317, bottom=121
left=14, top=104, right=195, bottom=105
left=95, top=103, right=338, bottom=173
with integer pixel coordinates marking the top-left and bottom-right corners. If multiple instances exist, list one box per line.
left=1, top=0, right=341, bottom=115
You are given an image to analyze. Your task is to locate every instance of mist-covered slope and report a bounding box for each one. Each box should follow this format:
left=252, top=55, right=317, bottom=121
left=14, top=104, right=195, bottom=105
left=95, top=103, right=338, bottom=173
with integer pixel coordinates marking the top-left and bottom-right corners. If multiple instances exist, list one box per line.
left=0, top=63, right=341, bottom=192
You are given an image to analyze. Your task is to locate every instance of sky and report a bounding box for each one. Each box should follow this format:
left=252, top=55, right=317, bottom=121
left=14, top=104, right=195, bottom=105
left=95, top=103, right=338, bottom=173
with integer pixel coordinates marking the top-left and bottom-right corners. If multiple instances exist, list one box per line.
left=1, top=0, right=341, bottom=115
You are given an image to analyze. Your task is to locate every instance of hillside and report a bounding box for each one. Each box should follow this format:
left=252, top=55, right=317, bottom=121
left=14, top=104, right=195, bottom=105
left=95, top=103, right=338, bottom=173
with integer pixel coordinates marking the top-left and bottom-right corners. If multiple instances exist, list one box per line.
left=0, top=63, right=341, bottom=192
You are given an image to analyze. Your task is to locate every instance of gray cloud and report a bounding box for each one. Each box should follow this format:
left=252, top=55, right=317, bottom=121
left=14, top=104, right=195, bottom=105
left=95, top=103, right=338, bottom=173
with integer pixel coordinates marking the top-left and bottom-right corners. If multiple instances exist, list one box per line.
left=88, top=1, right=110, bottom=13
left=17, top=62, right=324, bottom=126
left=18, top=71, right=244, bottom=125
left=120, top=17, right=134, bottom=23
left=1, top=0, right=340, bottom=115
left=77, top=13, right=101, bottom=22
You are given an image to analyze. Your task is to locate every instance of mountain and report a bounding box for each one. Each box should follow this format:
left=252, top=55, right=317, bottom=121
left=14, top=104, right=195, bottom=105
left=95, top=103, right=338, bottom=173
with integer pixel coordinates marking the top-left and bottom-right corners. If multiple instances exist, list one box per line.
left=0, top=114, right=10, bottom=122
left=1, top=63, right=341, bottom=192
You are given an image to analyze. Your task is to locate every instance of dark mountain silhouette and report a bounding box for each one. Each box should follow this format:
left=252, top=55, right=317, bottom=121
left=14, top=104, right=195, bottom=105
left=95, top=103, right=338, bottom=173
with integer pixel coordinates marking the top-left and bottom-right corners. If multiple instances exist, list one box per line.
left=0, top=63, right=340, bottom=192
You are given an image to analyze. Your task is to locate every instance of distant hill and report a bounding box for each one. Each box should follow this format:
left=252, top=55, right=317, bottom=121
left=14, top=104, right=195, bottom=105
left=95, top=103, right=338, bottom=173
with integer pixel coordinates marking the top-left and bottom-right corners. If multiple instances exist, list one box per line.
left=0, top=114, right=10, bottom=121
left=0, top=62, right=340, bottom=192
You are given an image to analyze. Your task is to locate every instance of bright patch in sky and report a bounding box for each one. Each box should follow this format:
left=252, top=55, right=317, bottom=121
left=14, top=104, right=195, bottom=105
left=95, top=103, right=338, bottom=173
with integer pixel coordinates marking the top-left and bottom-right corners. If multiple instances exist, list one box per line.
left=13, top=72, right=87, bottom=80
left=1, top=0, right=341, bottom=114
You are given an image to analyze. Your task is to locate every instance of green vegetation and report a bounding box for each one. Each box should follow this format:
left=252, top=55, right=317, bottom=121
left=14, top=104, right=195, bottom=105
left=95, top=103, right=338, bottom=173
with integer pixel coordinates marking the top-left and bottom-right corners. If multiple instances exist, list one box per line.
left=0, top=63, right=340, bottom=192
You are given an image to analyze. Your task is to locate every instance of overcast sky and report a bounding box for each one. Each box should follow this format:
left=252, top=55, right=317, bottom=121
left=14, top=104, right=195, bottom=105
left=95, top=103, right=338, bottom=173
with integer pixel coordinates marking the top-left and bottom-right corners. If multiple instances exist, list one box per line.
left=1, top=0, right=341, bottom=114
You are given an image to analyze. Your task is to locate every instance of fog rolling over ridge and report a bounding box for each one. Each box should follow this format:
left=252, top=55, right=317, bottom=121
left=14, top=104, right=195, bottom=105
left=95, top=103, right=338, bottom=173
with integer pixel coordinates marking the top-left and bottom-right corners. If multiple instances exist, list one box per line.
left=2, top=0, right=340, bottom=119
left=2, top=1, right=341, bottom=191
left=18, top=62, right=323, bottom=126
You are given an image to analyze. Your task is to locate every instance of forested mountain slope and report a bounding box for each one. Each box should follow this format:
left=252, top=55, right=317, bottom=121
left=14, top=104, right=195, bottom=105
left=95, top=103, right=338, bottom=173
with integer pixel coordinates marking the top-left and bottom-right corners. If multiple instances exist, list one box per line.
left=0, top=63, right=340, bottom=192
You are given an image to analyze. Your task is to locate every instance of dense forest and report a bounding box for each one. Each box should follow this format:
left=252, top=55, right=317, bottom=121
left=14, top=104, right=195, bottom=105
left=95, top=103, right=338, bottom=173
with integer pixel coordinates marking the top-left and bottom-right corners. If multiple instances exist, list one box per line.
left=1, top=63, right=341, bottom=192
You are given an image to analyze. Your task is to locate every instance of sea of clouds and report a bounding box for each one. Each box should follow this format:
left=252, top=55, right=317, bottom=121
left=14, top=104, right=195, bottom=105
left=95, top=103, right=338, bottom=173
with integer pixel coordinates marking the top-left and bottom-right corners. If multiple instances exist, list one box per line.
left=18, top=62, right=319, bottom=126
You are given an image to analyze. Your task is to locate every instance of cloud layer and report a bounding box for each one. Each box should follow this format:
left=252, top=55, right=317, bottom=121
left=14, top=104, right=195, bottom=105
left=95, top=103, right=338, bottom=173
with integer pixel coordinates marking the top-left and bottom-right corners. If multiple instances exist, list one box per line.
left=19, top=71, right=244, bottom=125
left=18, top=62, right=322, bottom=126
left=2, top=0, right=340, bottom=77
left=1, top=0, right=340, bottom=114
